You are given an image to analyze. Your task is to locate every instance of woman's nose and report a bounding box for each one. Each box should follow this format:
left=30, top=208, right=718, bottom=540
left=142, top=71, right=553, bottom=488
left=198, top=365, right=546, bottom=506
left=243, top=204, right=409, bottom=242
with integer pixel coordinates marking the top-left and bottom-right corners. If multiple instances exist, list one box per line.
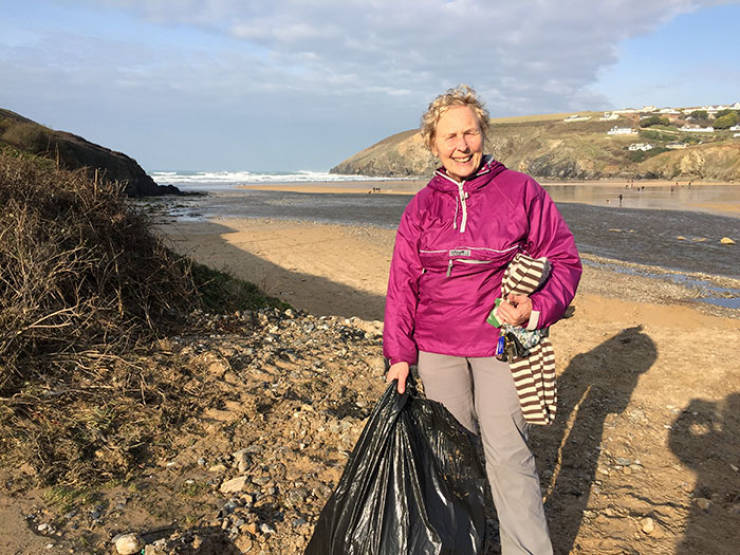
left=454, top=135, right=470, bottom=151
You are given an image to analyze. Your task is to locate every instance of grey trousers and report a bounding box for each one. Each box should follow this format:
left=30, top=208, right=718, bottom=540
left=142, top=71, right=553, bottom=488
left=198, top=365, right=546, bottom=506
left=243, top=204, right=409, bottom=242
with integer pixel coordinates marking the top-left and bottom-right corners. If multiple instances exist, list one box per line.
left=418, top=351, right=553, bottom=555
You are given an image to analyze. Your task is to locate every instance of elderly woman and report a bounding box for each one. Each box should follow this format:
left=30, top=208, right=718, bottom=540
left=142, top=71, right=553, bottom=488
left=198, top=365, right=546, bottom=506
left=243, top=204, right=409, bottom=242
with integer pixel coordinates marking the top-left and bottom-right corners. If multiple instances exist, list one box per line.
left=384, top=85, right=581, bottom=554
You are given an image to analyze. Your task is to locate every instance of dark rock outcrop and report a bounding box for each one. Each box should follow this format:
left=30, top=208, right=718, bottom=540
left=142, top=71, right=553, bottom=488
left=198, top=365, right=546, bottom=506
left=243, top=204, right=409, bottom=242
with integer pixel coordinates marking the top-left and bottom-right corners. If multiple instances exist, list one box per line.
left=0, top=108, right=180, bottom=197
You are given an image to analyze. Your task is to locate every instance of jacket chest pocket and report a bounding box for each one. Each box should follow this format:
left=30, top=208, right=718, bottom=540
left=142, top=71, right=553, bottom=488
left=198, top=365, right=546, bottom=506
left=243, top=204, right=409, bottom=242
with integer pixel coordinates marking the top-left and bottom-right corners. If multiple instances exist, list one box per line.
left=419, top=245, right=520, bottom=277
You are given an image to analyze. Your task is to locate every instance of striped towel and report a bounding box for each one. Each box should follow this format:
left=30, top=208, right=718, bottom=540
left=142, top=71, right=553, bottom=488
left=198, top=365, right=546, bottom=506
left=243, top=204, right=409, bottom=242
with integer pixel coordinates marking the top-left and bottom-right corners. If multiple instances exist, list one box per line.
left=500, top=253, right=557, bottom=425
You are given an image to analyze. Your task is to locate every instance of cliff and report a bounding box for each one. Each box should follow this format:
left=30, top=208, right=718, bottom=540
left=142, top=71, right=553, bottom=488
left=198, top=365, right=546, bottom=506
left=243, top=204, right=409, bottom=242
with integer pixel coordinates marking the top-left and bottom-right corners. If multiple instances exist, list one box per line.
left=0, top=108, right=179, bottom=196
left=332, top=111, right=740, bottom=181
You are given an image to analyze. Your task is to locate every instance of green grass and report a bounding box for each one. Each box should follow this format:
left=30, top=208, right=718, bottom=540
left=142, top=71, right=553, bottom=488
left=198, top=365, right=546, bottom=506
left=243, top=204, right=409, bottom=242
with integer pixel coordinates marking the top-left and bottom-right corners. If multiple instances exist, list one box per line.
left=190, top=261, right=291, bottom=313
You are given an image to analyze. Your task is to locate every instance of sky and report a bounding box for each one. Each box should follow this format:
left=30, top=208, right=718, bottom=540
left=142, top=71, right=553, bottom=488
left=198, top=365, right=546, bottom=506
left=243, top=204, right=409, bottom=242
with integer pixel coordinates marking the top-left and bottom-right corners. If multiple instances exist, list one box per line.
left=1, top=0, right=739, bottom=172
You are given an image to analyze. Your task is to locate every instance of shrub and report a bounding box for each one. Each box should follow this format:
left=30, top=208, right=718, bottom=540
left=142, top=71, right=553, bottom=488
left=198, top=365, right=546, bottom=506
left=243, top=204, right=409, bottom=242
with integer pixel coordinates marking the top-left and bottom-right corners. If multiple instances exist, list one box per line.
left=640, top=115, right=670, bottom=128
left=712, top=112, right=738, bottom=129
left=0, top=151, right=198, bottom=392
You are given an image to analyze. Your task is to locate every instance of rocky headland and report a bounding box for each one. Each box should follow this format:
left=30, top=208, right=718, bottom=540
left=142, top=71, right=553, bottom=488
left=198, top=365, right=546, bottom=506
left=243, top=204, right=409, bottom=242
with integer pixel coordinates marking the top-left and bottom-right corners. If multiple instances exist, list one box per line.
left=332, top=111, right=740, bottom=181
left=0, top=108, right=179, bottom=197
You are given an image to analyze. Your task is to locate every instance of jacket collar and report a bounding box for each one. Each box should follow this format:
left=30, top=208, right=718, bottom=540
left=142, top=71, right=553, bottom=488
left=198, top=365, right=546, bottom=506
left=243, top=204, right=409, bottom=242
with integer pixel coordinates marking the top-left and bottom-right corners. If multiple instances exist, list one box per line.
left=429, top=155, right=507, bottom=192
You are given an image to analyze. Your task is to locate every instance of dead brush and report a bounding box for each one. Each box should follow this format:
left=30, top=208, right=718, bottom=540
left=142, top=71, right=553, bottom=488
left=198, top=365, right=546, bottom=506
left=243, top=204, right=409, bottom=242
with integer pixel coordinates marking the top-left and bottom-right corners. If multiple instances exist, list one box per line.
left=0, top=150, right=197, bottom=390
left=0, top=150, right=206, bottom=484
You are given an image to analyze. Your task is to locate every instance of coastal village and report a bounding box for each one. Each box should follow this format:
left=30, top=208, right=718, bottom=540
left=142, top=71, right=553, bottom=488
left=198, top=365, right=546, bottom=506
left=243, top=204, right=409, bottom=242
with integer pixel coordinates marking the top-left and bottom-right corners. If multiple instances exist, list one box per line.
left=565, top=102, right=740, bottom=153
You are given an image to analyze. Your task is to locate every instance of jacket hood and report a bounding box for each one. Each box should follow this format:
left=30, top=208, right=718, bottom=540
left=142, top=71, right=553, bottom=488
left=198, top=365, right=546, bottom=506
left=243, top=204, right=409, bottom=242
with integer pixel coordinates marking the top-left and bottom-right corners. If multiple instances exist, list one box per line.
left=428, top=155, right=507, bottom=192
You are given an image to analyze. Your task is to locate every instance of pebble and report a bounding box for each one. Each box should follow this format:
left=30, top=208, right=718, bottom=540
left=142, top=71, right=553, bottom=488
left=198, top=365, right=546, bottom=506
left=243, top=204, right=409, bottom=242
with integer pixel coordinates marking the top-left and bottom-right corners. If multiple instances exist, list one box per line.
left=694, top=497, right=711, bottom=511
left=220, top=476, right=249, bottom=494
left=641, top=517, right=655, bottom=535
left=260, top=522, right=277, bottom=535
left=114, top=533, right=143, bottom=555
left=720, top=237, right=735, bottom=245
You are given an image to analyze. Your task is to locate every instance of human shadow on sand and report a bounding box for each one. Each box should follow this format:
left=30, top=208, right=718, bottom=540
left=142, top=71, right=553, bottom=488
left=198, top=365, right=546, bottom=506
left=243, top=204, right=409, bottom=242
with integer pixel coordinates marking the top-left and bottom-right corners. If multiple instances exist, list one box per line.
left=159, top=219, right=388, bottom=321
left=530, top=325, right=657, bottom=554
left=668, top=393, right=739, bottom=554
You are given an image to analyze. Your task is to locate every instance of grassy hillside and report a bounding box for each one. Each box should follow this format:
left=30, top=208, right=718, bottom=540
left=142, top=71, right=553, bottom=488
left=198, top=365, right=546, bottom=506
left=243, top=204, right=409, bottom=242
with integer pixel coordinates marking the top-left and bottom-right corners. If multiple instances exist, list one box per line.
left=332, top=110, right=740, bottom=181
left=0, top=108, right=178, bottom=196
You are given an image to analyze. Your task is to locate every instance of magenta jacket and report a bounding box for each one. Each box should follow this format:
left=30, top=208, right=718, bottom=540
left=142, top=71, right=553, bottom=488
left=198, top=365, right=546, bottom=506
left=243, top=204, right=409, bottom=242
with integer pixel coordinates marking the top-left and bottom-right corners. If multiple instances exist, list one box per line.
left=383, top=157, right=582, bottom=365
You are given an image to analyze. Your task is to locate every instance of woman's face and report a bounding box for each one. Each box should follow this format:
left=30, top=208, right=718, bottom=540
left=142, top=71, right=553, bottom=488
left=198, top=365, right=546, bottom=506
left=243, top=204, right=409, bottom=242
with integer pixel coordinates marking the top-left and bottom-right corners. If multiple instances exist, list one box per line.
left=431, top=105, right=484, bottom=182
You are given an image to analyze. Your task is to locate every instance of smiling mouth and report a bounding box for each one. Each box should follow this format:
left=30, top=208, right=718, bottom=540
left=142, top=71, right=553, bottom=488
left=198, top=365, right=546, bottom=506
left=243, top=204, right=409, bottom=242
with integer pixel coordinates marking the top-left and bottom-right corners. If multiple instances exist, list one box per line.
left=453, top=155, right=473, bottom=163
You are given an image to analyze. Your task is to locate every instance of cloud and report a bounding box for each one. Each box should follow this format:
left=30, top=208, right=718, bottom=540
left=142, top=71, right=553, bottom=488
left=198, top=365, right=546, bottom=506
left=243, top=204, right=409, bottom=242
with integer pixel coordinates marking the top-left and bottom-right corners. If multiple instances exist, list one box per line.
left=1, top=0, right=734, bottom=169
left=97, top=0, right=729, bottom=114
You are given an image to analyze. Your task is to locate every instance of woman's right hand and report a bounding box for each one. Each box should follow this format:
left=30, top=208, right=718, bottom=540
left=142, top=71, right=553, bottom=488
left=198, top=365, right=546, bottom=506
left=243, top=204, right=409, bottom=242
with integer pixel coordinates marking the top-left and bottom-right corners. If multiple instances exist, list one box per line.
left=386, top=361, right=410, bottom=394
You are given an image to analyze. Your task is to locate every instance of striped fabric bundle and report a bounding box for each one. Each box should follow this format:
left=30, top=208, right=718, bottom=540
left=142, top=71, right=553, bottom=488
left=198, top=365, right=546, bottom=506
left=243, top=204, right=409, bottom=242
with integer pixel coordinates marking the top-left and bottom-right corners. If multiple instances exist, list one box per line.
left=500, top=253, right=557, bottom=425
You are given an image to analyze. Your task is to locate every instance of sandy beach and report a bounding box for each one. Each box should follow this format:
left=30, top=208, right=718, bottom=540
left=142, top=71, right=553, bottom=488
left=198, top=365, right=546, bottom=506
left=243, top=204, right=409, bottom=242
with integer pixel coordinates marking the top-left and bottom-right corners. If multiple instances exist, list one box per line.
left=157, top=216, right=739, bottom=553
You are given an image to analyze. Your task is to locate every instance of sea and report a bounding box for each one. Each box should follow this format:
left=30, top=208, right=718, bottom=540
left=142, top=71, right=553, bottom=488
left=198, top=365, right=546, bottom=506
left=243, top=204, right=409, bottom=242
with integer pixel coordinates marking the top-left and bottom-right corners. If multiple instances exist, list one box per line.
left=148, top=171, right=740, bottom=309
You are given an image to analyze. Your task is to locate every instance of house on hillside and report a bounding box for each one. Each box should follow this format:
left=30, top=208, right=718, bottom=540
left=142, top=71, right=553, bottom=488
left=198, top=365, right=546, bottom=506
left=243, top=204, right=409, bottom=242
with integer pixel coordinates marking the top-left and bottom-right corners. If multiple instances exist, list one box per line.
left=729, top=125, right=740, bottom=131
left=666, top=142, right=688, bottom=149
left=599, top=112, right=619, bottom=121
left=563, top=114, right=591, bottom=122
left=680, top=125, right=714, bottom=133
left=607, top=126, right=637, bottom=135
left=628, top=143, right=653, bottom=151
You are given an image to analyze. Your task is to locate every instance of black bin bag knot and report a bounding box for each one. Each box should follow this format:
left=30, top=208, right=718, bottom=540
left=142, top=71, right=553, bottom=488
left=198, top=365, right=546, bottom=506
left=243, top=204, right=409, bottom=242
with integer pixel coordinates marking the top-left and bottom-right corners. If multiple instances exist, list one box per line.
left=306, top=381, right=491, bottom=554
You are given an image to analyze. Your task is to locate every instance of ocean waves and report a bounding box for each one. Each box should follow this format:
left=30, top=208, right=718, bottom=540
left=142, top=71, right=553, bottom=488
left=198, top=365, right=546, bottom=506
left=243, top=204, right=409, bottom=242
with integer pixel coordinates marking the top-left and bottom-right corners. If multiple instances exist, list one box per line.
left=151, top=170, right=408, bottom=188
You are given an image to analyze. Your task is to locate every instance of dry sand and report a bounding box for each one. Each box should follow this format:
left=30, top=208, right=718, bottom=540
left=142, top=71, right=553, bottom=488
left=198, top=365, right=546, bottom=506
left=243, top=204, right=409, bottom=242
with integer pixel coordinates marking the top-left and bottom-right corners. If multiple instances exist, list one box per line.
left=158, top=216, right=740, bottom=553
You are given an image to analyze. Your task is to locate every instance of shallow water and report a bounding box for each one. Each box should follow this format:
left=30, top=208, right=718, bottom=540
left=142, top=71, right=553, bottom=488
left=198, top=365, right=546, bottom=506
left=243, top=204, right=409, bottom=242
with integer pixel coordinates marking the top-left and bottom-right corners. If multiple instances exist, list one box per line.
left=543, top=184, right=739, bottom=216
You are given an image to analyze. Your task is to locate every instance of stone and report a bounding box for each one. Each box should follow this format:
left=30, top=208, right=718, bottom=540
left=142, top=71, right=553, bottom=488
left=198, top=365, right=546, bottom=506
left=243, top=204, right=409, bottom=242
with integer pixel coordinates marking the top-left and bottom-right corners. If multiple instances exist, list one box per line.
left=235, top=536, right=254, bottom=552
left=115, top=533, right=143, bottom=555
left=260, top=522, right=276, bottom=534
left=641, top=517, right=655, bottom=535
left=209, top=463, right=228, bottom=473
left=720, top=237, right=735, bottom=245
left=694, top=497, right=711, bottom=511
left=220, top=476, right=249, bottom=494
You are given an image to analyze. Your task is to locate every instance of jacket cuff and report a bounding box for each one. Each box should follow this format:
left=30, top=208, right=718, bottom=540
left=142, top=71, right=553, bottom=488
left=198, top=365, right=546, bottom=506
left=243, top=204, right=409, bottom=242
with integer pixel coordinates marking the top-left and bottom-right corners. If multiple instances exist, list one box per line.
left=526, top=309, right=540, bottom=330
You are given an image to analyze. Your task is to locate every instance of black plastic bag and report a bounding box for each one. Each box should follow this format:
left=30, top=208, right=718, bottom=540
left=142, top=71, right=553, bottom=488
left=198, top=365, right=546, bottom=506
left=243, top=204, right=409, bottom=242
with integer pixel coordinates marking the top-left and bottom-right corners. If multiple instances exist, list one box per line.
left=306, top=381, right=491, bottom=554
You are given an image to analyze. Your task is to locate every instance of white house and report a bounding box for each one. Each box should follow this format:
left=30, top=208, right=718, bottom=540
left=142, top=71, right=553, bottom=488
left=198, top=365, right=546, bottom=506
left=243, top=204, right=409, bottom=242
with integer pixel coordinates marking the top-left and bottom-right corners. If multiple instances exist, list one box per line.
left=679, top=126, right=714, bottom=133
left=729, top=124, right=740, bottom=131
left=563, top=114, right=591, bottom=122
left=666, top=143, right=688, bottom=149
left=599, top=112, right=619, bottom=121
left=628, top=143, right=653, bottom=151
left=607, top=126, right=637, bottom=135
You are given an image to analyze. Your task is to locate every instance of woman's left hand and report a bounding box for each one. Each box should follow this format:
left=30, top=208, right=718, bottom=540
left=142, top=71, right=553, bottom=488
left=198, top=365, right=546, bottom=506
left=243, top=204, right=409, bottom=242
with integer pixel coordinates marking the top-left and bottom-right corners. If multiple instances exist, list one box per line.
left=497, top=294, right=532, bottom=327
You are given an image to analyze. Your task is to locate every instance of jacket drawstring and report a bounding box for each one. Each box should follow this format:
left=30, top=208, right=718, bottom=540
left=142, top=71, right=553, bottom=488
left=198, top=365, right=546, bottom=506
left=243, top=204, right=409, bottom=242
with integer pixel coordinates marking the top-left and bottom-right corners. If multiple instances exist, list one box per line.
left=453, top=195, right=459, bottom=229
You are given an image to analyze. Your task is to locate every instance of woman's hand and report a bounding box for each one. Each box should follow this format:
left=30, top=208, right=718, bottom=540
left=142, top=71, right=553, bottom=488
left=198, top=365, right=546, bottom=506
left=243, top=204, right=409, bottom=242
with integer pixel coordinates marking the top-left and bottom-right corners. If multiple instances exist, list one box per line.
left=497, top=294, right=532, bottom=327
left=386, top=361, right=410, bottom=394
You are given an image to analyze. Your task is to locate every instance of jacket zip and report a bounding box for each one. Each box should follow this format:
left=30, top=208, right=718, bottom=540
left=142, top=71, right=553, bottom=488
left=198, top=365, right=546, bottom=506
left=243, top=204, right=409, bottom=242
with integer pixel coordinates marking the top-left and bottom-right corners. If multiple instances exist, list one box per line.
left=457, top=182, right=468, bottom=233
left=446, top=258, right=494, bottom=277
